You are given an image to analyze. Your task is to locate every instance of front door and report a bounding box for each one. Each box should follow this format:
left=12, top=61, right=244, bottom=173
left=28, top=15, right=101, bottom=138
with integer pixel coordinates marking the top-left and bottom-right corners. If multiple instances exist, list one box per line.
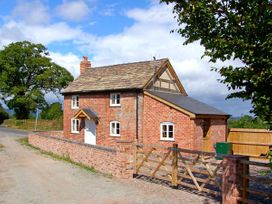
left=84, top=119, right=96, bottom=145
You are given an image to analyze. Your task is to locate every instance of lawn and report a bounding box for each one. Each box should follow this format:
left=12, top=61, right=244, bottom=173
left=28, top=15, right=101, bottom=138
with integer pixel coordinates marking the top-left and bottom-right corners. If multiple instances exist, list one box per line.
left=3, top=118, right=63, bottom=131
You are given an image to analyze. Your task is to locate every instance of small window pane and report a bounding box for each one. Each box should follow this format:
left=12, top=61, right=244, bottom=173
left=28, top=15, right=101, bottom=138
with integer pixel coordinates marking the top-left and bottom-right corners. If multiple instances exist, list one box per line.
left=162, top=125, right=167, bottom=138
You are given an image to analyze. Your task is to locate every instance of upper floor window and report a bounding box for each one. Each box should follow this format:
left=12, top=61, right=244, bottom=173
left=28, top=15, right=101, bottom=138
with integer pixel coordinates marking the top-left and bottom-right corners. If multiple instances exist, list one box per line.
left=110, top=121, right=120, bottom=136
left=160, top=122, right=174, bottom=141
left=71, top=95, right=79, bottom=109
left=71, top=118, right=80, bottom=133
left=110, top=93, right=120, bottom=106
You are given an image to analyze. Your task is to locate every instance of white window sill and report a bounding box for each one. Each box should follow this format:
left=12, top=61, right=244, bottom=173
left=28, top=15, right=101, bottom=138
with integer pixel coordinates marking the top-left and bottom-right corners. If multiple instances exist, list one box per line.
left=110, top=104, right=121, bottom=107
left=160, top=138, right=175, bottom=142
left=71, top=131, right=80, bottom=134
left=110, top=134, right=120, bottom=137
left=71, top=107, right=79, bottom=109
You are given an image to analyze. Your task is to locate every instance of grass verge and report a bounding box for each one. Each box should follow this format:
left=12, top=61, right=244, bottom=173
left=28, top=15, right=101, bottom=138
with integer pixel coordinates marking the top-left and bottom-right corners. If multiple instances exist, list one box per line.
left=3, top=118, right=63, bottom=131
left=17, top=137, right=98, bottom=174
left=0, top=143, right=4, bottom=151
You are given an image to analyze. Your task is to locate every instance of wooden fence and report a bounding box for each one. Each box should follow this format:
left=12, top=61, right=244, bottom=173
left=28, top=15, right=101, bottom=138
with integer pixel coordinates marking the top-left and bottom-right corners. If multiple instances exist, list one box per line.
left=135, top=143, right=223, bottom=196
left=239, top=159, right=272, bottom=203
left=228, top=128, right=272, bottom=158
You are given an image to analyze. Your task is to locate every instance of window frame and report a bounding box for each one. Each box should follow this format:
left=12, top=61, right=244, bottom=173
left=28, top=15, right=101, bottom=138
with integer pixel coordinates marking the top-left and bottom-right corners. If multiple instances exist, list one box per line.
left=160, top=122, right=175, bottom=141
left=110, top=93, right=121, bottom=107
left=71, top=118, right=80, bottom=133
left=110, top=121, right=120, bottom=136
left=71, top=95, right=79, bottom=109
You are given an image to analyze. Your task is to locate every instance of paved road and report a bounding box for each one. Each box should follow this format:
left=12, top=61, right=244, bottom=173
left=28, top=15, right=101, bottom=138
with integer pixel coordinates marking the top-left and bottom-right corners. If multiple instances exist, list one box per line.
left=0, top=128, right=217, bottom=204
left=0, top=126, right=29, bottom=136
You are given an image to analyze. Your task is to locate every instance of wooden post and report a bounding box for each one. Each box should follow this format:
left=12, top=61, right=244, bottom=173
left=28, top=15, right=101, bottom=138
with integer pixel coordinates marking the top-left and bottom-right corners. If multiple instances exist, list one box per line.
left=172, top=143, right=178, bottom=188
left=242, top=162, right=249, bottom=203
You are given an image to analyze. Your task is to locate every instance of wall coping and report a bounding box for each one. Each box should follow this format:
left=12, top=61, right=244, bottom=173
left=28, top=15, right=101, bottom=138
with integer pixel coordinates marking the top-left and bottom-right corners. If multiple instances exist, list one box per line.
left=30, top=132, right=117, bottom=153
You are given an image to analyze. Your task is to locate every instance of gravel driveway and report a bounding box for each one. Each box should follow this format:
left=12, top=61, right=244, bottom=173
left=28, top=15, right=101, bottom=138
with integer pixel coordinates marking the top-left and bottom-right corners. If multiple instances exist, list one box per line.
left=0, top=128, right=217, bottom=204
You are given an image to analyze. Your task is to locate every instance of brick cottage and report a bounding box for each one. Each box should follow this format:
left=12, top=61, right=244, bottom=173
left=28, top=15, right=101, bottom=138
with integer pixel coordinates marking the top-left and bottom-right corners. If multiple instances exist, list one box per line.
left=61, top=57, right=229, bottom=151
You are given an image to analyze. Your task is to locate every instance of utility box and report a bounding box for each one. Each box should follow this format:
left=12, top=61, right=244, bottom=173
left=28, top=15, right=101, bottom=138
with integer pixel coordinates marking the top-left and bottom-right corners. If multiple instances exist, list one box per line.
left=216, top=142, right=232, bottom=160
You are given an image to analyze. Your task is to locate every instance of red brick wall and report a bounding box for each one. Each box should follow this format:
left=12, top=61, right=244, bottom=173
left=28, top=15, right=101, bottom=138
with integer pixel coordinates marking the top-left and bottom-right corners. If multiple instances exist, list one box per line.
left=142, top=95, right=195, bottom=149
left=29, top=133, right=133, bottom=179
left=194, top=118, right=227, bottom=151
left=63, top=92, right=142, bottom=147
left=142, top=95, right=227, bottom=151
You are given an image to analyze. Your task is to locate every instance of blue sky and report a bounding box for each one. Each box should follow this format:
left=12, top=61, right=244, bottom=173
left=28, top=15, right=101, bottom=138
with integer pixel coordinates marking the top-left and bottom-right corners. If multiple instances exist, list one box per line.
left=0, top=0, right=252, bottom=117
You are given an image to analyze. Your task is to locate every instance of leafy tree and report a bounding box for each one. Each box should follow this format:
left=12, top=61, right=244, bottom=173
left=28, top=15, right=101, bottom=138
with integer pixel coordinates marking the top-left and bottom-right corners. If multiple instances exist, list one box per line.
left=161, top=0, right=272, bottom=127
left=40, top=102, right=63, bottom=120
left=0, top=41, right=73, bottom=119
left=0, top=104, right=9, bottom=124
left=228, top=115, right=269, bottom=129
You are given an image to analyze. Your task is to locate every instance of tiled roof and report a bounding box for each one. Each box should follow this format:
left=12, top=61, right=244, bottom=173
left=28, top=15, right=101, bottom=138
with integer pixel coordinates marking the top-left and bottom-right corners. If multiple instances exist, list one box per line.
left=62, top=58, right=168, bottom=93
left=147, top=90, right=229, bottom=116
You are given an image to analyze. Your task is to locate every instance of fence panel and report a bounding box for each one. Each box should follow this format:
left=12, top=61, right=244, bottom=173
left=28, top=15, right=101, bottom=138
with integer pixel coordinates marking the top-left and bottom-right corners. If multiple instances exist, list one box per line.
left=228, top=128, right=272, bottom=158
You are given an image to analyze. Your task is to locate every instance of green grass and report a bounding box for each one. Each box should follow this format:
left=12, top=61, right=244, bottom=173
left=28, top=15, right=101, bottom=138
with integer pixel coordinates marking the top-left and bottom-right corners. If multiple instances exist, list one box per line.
left=3, top=118, right=63, bottom=131
left=17, top=137, right=98, bottom=174
left=0, top=143, right=4, bottom=151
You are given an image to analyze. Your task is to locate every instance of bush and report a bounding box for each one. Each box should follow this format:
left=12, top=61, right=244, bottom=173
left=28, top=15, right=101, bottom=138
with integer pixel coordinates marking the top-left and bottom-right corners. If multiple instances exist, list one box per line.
left=0, top=105, right=9, bottom=124
left=40, top=102, right=63, bottom=120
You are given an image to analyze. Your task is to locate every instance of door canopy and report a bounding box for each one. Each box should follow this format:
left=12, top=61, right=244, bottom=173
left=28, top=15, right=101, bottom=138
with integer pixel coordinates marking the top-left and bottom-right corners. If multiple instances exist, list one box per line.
left=74, top=108, right=98, bottom=123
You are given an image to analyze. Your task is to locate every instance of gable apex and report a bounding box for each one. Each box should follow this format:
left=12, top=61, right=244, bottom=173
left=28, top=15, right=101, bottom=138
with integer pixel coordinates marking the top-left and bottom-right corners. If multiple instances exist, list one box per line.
left=143, top=60, right=187, bottom=95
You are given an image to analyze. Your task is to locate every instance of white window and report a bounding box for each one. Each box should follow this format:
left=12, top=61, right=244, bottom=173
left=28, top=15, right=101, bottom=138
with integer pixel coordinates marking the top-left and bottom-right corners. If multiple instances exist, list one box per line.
left=110, top=121, right=120, bottom=136
left=71, top=95, right=79, bottom=109
left=160, top=122, right=174, bottom=141
left=71, top=118, right=80, bottom=133
left=110, top=93, right=120, bottom=106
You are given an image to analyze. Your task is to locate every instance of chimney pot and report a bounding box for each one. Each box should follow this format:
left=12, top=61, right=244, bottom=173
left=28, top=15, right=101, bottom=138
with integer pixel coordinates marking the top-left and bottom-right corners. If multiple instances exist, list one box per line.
left=80, top=56, right=91, bottom=75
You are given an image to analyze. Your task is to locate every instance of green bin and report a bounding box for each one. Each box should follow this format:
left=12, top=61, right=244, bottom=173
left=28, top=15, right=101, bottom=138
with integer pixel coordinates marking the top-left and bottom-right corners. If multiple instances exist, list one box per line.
left=215, top=142, right=232, bottom=160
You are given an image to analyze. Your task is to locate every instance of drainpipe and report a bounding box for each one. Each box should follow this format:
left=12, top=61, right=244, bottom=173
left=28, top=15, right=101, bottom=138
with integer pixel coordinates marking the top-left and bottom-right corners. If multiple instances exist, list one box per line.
left=136, top=92, right=139, bottom=141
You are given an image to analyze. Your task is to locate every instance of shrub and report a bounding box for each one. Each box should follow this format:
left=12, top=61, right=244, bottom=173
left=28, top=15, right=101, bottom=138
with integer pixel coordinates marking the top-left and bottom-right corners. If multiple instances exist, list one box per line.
left=0, top=104, right=9, bottom=124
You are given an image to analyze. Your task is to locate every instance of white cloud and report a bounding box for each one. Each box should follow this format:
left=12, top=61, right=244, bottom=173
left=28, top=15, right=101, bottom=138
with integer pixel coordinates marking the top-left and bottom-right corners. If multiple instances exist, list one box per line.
left=0, top=20, right=84, bottom=47
left=56, top=0, right=91, bottom=21
left=12, top=0, right=50, bottom=25
left=50, top=52, right=81, bottom=77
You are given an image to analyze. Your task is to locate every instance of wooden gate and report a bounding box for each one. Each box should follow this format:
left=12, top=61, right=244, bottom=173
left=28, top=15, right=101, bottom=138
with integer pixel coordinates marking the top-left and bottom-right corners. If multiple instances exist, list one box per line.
left=134, top=143, right=223, bottom=196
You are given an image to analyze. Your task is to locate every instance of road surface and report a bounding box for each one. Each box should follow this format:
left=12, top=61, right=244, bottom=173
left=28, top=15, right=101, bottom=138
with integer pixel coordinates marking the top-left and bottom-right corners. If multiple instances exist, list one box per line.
left=0, top=127, right=216, bottom=204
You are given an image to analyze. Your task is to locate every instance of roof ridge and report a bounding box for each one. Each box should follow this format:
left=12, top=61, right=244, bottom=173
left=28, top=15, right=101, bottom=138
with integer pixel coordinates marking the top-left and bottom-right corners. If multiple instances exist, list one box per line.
left=89, top=58, right=169, bottom=70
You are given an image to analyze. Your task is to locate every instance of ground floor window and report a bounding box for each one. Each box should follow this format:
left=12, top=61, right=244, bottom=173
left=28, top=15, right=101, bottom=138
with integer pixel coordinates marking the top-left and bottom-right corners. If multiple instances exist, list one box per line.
left=160, top=122, right=174, bottom=141
left=110, top=121, right=120, bottom=136
left=71, top=118, right=80, bottom=133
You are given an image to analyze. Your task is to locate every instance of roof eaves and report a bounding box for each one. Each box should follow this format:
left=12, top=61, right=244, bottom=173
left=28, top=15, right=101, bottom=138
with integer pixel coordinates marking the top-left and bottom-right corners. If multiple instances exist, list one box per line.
left=62, top=87, right=143, bottom=95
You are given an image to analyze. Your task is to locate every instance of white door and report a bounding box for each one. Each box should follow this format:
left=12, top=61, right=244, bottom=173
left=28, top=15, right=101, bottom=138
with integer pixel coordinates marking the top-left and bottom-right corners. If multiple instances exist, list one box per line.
left=84, top=119, right=96, bottom=145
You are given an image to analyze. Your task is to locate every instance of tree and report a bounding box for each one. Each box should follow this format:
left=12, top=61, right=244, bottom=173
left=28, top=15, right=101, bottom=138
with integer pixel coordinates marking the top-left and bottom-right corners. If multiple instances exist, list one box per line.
left=0, top=41, right=73, bottom=119
left=0, top=104, right=9, bottom=124
left=161, top=0, right=272, bottom=127
left=40, top=102, right=63, bottom=120
left=228, top=115, right=269, bottom=129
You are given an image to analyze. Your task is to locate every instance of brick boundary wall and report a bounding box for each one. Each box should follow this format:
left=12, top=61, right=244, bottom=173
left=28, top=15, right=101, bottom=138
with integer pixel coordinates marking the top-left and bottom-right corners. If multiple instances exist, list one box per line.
left=28, top=132, right=134, bottom=179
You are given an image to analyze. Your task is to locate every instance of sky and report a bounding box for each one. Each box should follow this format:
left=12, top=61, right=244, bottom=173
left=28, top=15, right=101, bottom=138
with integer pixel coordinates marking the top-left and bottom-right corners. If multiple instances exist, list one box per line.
left=0, top=0, right=252, bottom=117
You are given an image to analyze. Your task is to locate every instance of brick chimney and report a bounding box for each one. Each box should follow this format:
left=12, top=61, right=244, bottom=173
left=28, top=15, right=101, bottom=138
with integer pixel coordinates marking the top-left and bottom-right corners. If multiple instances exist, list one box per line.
left=80, top=56, right=91, bottom=75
